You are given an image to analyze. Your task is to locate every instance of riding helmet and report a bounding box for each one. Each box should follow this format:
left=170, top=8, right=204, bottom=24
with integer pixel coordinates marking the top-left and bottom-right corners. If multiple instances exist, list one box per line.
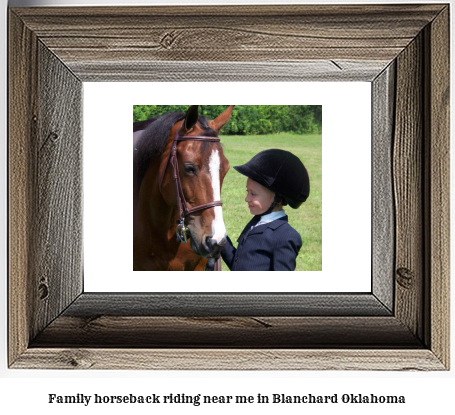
left=234, top=149, right=310, bottom=209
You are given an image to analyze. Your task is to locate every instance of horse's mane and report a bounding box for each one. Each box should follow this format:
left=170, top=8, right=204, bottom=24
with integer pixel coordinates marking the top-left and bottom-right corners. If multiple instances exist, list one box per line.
left=134, top=112, right=185, bottom=187
left=133, top=118, right=156, bottom=132
left=134, top=112, right=218, bottom=187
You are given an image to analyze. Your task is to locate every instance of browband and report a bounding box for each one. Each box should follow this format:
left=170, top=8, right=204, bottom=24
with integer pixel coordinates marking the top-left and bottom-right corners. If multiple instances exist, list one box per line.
left=176, top=136, right=221, bottom=141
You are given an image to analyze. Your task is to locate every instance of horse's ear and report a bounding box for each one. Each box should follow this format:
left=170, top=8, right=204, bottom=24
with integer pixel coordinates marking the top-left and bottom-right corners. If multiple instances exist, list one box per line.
left=183, top=105, right=199, bottom=131
left=209, top=105, right=235, bottom=132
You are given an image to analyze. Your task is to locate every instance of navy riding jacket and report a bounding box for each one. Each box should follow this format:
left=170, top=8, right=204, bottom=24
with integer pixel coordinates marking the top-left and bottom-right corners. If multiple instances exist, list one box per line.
left=221, top=215, right=302, bottom=271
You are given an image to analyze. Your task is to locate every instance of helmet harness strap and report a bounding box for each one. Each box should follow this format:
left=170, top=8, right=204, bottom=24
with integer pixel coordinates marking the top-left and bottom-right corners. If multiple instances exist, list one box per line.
left=258, top=194, right=284, bottom=218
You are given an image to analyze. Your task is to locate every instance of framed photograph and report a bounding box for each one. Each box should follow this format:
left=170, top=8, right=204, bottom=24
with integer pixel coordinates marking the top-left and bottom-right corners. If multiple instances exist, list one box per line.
left=85, top=87, right=369, bottom=291
left=8, top=4, right=449, bottom=370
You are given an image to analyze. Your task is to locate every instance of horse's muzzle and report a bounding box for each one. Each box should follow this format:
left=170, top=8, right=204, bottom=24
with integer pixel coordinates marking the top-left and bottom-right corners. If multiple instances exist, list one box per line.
left=203, top=235, right=227, bottom=259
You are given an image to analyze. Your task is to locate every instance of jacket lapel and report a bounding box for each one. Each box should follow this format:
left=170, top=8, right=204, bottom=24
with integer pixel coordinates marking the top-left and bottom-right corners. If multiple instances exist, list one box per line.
left=249, top=215, right=289, bottom=235
left=237, top=216, right=261, bottom=243
left=237, top=216, right=289, bottom=241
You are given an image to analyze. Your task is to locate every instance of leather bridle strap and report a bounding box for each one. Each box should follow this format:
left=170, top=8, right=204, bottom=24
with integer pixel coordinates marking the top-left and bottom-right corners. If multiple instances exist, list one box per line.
left=159, top=124, right=223, bottom=228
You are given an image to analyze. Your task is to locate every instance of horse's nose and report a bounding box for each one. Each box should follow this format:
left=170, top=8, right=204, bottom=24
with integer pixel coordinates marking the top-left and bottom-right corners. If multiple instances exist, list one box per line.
left=205, top=235, right=226, bottom=257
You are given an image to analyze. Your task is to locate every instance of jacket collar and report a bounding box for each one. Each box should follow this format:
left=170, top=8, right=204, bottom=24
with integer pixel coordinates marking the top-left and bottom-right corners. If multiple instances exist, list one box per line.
left=257, top=209, right=286, bottom=225
left=237, top=215, right=289, bottom=242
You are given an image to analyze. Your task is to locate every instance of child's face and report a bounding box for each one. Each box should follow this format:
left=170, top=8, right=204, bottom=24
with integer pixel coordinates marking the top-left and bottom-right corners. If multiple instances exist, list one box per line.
left=245, top=178, right=275, bottom=216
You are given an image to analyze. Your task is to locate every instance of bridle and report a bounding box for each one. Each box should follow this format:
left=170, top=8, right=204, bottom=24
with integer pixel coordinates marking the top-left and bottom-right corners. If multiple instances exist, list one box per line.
left=159, top=122, right=223, bottom=243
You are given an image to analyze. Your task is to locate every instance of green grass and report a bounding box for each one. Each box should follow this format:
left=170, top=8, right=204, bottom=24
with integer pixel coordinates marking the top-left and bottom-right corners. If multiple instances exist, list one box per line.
left=219, top=133, right=322, bottom=271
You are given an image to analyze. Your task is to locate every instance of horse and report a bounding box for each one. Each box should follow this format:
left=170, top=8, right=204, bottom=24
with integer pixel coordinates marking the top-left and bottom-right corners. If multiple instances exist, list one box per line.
left=133, top=105, right=234, bottom=271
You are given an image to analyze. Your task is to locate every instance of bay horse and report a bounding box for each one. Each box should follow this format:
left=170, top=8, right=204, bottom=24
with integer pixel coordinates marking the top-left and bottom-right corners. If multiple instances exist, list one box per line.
left=133, top=105, right=233, bottom=271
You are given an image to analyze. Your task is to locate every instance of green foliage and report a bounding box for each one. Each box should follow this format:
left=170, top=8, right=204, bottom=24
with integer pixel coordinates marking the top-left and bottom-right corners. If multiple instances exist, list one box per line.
left=133, top=105, right=322, bottom=135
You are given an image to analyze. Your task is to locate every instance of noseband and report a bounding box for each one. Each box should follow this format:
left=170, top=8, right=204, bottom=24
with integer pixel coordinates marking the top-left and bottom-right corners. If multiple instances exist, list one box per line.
left=159, top=123, right=223, bottom=243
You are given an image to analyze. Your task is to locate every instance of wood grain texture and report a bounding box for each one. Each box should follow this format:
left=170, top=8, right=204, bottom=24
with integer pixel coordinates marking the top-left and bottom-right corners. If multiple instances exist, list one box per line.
left=13, top=349, right=445, bottom=371
left=11, top=5, right=445, bottom=82
left=31, top=316, right=421, bottom=348
left=8, top=4, right=450, bottom=370
left=8, top=11, right=38, bottom=366
left=69, top=60, right=388, bottom=82
left=32, top=42, right=83, bottom=339
left=372, top=63, right=395, bottom=311
left=393, top=34, right=424, bottom=340
left=424, top=6, right=450, bottom=368
left=9, top=10, right=84, bottom=365
left=56, top=293, right=392, bottom=317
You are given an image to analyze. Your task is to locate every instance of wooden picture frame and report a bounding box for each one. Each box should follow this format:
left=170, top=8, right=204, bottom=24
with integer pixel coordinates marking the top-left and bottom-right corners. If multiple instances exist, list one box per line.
left=8, top=4, right=449, bottom=370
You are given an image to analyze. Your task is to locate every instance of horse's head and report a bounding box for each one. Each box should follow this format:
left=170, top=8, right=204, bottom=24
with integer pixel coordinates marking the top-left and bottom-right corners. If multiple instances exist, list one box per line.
left=160, top=105, right=233, bottom=260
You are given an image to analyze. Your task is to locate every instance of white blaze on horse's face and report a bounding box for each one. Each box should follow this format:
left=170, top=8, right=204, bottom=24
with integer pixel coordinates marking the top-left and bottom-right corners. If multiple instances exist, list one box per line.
left=208, top=149, right=227, bottom=243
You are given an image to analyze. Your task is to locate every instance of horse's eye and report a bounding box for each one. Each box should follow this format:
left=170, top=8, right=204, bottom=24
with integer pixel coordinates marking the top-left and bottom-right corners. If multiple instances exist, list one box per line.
left=183, top=164, right=197, bottom=175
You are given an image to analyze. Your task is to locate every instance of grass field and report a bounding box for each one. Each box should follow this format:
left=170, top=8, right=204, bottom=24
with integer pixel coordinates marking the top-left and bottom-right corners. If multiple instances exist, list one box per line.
left=219, top=133, right=322, bottom=271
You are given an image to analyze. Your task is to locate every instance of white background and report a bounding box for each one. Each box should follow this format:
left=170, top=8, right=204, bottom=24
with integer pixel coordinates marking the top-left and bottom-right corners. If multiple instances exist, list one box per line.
left=1, top=0, right=454, bottom=414
left=84, top=82, right=371, bottom=292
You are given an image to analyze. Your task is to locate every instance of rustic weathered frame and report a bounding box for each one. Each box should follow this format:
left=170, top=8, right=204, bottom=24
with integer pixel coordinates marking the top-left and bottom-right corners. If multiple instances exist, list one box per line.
left=8, top=5, right=449, bottom=370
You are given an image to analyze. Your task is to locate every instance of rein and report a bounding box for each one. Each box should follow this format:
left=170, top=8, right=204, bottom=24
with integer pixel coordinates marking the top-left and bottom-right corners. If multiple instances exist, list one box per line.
left=159, top=124, right=223, bottom=243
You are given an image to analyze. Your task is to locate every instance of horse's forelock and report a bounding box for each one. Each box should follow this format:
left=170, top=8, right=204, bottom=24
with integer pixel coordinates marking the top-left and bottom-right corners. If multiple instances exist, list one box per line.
left=197, top=116, right=218, bottom=137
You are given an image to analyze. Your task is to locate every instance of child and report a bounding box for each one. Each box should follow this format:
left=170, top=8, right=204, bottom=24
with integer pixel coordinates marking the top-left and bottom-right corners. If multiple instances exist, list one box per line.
left=221, top=149, right=310, bottom=271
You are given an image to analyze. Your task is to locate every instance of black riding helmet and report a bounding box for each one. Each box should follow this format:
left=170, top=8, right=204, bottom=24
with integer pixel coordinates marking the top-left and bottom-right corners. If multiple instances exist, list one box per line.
left=234, top=149, right=310, bottom=209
